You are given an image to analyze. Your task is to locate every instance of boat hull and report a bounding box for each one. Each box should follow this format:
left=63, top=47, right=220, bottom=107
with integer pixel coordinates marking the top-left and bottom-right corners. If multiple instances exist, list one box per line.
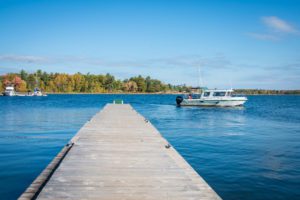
left=179, top=98, right=247, bottom=107
left=3, top=91, right=16, bottom=96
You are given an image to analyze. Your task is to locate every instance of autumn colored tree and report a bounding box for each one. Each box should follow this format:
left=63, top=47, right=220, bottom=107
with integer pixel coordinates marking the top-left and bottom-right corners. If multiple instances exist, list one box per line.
left=13, top=76, right=22, bottom=88
left=0, top=81, right=3, bottom=92
left=130, top=75, right=146, bottom=92
left=123, top=81, right=138, bottom=92
left=16, top=80, right=27, bottom=92
left=0, top=70, right=190, bottom=93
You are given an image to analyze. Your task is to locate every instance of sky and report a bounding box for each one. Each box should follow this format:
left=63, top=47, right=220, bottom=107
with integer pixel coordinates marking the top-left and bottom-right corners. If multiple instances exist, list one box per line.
left=0, top=0, right=300, bottom=89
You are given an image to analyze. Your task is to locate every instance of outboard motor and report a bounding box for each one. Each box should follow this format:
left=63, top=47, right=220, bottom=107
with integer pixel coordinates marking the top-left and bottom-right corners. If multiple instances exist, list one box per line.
left=176, top=96, right=183, bottom=106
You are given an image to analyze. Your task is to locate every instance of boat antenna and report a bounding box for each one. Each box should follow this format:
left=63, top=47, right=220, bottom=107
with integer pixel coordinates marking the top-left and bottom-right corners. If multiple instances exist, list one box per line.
left=229, top=77, right=233, bottom=90
left=198, top=67, right=203, bottom=91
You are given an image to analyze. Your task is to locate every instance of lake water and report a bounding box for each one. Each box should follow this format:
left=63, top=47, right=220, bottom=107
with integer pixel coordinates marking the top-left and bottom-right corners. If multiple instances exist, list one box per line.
left=0, top=95, right=299, bottom=200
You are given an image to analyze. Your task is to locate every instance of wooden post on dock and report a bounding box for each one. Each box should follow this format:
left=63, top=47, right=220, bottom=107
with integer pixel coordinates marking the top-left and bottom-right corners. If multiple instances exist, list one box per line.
left=19, top=104, right=221, bottom=200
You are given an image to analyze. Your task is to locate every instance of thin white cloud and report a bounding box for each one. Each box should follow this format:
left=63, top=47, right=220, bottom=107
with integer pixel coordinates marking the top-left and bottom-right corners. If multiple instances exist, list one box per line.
left=248, top=16, right=299, bottom=41
left=1, top=54, right=299, bottom=89
left=0, top=54, right=232, bottom=69
left=247, top=33, right=279, bottom=41
left=262, top=16, right=298, bottom=33
left=143, top=54, right=232, bottom=69
left=0, top=55, right=47, bottom=63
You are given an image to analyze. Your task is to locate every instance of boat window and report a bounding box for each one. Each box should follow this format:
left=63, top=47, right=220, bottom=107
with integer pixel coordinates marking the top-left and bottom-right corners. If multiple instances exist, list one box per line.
left=213, top=92, right=226, bottom=97
left=203, top=92, right=210, bottom=97
left=192, top=94, right=201, bottom=99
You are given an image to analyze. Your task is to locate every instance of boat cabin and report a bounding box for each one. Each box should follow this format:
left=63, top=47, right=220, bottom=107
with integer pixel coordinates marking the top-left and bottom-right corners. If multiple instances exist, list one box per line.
left=5, top=86, right=15, bottom=92
left=177, top=88, right=247, bottom=106
left=185, top=89, right=234, bottom=99
left=201, top=89, right=234, bottom=98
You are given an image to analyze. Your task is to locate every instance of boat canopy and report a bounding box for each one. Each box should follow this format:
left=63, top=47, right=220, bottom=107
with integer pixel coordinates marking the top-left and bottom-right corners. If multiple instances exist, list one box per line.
left=5, top=86, right=15, bottom=90
left=203, top=89, right=234, bottom=93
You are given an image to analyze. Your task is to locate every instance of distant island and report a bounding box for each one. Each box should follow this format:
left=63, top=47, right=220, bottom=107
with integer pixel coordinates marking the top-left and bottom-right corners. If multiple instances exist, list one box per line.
left=1, top=70, right=299, bottom=95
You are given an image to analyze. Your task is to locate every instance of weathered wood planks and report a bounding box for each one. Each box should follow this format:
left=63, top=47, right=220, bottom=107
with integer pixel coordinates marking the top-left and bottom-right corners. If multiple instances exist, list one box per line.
left=20, top=104, right=221, bottom=200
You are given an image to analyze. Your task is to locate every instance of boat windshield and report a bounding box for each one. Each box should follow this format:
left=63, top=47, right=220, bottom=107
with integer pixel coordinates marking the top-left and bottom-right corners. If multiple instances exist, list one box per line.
left=203, top=92, right=210, bottom=97
left=213, top=92, right=226, bottom=97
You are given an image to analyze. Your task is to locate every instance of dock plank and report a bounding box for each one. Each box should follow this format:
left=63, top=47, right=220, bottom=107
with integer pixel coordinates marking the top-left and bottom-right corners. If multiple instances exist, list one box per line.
left=24, top=104, right=221, bottom=200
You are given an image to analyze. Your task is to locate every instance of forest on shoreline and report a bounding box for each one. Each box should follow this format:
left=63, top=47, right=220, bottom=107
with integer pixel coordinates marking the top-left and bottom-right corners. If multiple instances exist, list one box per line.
left=0, top=70, right=189, bottom=93
left=1, top=70, right=299, bottom=94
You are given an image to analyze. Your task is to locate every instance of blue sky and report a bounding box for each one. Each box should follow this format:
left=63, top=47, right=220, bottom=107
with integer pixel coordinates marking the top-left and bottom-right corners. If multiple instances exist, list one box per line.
left=0, top=0, right=299, bottom=89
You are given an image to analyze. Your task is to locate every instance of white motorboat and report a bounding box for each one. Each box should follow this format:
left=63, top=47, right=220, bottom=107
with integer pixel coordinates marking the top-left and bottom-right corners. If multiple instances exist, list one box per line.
left=32, top=88, right=47, bottom=96
left=176, top=89, right=247, bottom=107
left=3, top=86, right=16, bottom=96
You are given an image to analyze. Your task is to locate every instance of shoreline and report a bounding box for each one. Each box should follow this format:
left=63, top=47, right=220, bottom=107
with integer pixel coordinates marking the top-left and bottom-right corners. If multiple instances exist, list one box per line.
left=25, top=93, right=300, bottom=95
left=2, top=92, right=300, bottom=96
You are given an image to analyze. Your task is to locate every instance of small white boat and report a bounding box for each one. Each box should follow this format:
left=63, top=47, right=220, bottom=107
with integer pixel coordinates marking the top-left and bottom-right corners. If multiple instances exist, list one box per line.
left=33, top=88, right=47, bottom=96
left=176, top=89, right=247, bottom=107
left=3, top=86, right=17, bottom=96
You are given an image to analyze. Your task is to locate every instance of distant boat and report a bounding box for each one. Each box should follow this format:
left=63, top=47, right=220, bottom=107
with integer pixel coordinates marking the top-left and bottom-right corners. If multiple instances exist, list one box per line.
left=176, top=88, right=247, bottom=107
left=3, top=86, right=17, bottom=96
left=30, top=88, right=47, bottom=96
left=2, top=86, right=47, bottom=97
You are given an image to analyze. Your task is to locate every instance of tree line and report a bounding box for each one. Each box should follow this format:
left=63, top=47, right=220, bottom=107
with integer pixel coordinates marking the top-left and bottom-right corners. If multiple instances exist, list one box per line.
left=234, top=89, right=300, bottom=95
left=1, top=70, right=299, bottom=94
left=0, top=70, right=190, bottom=93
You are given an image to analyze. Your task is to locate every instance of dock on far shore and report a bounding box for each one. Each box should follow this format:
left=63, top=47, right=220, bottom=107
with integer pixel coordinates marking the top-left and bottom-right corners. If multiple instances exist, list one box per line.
left=19, top=103, right=221, bottom=200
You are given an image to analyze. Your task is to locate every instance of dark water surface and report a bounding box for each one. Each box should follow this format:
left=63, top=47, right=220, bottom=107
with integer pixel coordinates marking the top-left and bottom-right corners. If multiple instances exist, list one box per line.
left=0, top=95, right=299, bottom=200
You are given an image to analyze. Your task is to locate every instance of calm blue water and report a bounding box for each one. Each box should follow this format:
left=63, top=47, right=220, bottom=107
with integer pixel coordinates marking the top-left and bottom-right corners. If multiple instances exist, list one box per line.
left=0, top=95, right=299, bottom=200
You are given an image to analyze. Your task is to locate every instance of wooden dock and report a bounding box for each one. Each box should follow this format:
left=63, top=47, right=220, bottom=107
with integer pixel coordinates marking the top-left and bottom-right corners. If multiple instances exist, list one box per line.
left=19, top=104, right=221, bottom=200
